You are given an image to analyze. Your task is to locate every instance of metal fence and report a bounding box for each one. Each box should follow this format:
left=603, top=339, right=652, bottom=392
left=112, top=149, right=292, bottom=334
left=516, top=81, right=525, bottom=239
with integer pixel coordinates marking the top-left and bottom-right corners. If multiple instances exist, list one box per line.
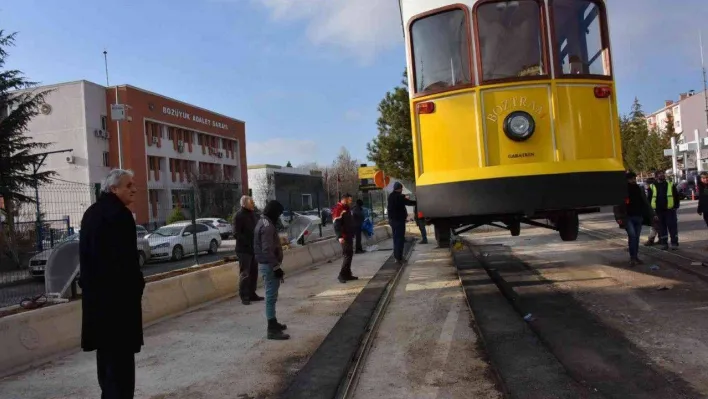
left=0, top=181, right=385, bottom=308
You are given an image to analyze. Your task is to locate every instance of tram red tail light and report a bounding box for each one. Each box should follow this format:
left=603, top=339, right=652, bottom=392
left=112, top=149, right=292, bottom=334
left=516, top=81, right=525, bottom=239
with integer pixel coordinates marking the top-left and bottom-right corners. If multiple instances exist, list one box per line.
left=594, top=86, right=612, bottom=98
left=417, top=102, right=435, bottom=114
left=417, top=211, right=424, bottom=219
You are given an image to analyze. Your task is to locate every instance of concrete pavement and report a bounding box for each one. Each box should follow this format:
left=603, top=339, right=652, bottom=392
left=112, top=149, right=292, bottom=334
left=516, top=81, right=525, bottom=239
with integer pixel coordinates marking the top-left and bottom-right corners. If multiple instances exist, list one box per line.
left=0, top=240, right=392, bottom=399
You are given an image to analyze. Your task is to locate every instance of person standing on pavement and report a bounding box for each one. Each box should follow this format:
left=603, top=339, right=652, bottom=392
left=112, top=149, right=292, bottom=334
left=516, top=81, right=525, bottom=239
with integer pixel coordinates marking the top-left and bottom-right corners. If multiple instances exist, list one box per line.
left=233, top=195, right=263, bottom=305
left=333, top=193, right=359, bottom=283
left=352, top=199, right=366, bottom=254
left=79, top=169, right=145, bottom=399
left=254, top=200, right=289, bottom=340
left=697, top=172, right=708, bottom=227
left=613, top=172, right=655, bottom=266
left=643, top=177, right=659, bottom=246
left=647, top=170, right=681, bottom=250
left=413, top=203, right=428, bottom=244
left=387, top=182, right=416, bottom=264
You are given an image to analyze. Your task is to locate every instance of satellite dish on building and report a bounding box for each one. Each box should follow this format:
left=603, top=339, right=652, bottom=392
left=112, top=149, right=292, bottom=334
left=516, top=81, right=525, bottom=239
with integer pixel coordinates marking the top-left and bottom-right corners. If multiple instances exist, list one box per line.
left=45, top=240, right=80, bottom=298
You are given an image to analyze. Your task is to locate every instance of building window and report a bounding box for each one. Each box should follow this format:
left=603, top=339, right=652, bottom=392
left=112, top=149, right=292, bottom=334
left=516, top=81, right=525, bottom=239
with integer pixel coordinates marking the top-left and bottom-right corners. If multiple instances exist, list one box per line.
left=553, top=0, right=610, bottom=76
left=477, top=1, right=546, bottom=82
left=102, top=151, right=109, bottom=167
left=302, top=194, right=313, bottom=210
left=101, top=115, right=108, bottom=130
left=410, top=8, right=471, bottom=93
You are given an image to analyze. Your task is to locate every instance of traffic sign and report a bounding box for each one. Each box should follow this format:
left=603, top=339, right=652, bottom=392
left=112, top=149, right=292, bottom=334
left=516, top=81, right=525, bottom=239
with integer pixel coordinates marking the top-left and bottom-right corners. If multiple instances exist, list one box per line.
left=374, top=170, right=390, bottom=188
left=358, top=166, right=378, bottom=179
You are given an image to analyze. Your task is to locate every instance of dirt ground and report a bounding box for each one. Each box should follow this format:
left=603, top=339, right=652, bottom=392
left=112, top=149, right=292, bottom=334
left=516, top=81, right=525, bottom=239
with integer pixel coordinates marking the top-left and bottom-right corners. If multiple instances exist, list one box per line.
left=466, top=222, right=708, bottom=397
left=0, top=241, right=393, bottom=399
left=351, top=244, right=501, bottom=399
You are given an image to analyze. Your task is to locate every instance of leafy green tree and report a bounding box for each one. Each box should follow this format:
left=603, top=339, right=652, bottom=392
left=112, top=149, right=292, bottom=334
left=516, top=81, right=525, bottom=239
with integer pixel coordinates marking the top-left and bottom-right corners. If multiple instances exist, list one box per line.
left=0, top=31, right=54, bottom=264
left=367, top=71, right=414, bottom=182
left=285, top=161, right=292, bottom=167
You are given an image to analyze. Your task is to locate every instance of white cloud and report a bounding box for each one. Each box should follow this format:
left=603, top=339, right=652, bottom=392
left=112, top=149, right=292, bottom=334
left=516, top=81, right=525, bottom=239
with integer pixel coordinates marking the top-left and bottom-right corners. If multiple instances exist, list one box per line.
left=255, top=0, right=403, bottom=62
left=247, top=137, right=319, bottom=164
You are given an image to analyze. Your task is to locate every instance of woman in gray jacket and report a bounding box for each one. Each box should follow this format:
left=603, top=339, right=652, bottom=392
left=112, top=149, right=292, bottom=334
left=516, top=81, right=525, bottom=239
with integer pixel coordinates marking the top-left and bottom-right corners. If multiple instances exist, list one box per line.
left=254, top=200, right=289, bottom=340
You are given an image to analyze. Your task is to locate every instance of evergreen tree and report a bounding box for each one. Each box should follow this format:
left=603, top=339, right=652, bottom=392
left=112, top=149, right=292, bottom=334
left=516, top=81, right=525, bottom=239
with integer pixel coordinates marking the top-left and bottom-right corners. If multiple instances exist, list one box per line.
left=0, top=31, right=55, bottom=264
left=367, top=71, right=414, bottom=182
left=0, top=31, right=55, bottom=205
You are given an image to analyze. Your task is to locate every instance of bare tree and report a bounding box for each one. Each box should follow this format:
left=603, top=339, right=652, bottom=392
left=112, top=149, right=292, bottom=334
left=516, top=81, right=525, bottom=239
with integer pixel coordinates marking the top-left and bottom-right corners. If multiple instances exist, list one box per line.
left=324, top=147, right=359, bottom=204
left=252, top=170, right=275, bottom=210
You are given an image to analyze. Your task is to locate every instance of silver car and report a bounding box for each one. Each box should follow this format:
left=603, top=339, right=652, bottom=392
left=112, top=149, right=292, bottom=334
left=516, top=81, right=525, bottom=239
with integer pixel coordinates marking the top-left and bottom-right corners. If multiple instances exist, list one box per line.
left=28, top=228, right=152, bottom=279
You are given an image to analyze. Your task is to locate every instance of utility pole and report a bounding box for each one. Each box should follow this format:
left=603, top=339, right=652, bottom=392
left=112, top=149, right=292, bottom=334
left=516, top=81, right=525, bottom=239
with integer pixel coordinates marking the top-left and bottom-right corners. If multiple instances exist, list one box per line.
left=701, top=31, right=708, bottom=134
left=104, top=50, right=124, bottom=169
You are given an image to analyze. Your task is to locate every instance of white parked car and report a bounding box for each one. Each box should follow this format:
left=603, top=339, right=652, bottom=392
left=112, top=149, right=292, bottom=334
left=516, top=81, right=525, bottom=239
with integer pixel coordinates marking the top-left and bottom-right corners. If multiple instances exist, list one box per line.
left=196, top=217, right=232, bottom=239
left=145, top=222, right=222, bottom=261
left=29, top=228, right=152, bottom=279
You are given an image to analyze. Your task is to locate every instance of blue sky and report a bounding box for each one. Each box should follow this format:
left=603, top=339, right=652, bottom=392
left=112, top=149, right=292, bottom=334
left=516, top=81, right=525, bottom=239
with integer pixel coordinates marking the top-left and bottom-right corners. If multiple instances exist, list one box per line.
left=2, top=0, right=707, bottom=167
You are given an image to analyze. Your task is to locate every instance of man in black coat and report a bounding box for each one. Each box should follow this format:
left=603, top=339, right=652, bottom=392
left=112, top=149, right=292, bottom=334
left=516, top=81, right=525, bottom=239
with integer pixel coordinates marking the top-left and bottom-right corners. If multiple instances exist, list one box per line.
left=233, top=195, right=262, bottom=305
left=351, top=199, right=365, bottom=254
left=387, top=182, right=416, bottom=264
left=80, top=169, right=145, bottom=399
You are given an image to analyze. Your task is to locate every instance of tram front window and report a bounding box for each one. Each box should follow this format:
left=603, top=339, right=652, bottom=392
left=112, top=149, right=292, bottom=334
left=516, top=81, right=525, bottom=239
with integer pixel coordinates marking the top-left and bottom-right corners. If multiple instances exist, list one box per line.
left=476, top=0, right=546, bottom=82
left=553, top=0, right=610, bottom=76
left=410, top=9, right=471, bottom=93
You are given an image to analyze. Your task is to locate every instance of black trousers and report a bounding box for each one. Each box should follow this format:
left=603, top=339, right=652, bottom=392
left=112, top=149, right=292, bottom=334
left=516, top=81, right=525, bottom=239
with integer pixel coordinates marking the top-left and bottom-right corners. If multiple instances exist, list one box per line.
left=97, top=349, right=135, bottom=399
left=390, top=220, right=406, bottom=261
left=354, top=227, right=363, bottom=252
left=340, top=239, right=354, bottom=278
left=237, top=252, right=258, bottom=300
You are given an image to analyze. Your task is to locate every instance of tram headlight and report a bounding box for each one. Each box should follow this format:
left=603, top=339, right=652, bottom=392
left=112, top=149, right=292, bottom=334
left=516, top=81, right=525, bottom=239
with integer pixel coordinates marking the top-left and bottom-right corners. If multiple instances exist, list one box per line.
left=503, top=111, right=535, bottom=142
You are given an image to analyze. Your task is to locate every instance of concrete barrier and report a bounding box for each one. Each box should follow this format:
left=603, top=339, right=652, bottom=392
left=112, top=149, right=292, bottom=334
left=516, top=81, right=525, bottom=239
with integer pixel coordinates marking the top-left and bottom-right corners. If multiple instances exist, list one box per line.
left=281, top=246, right=314, bottom=271
left=0, top=226, right=393, bottom=378
left=307, top=241, right=329, bottom=263
left=141, top=277, right=189, bottom=325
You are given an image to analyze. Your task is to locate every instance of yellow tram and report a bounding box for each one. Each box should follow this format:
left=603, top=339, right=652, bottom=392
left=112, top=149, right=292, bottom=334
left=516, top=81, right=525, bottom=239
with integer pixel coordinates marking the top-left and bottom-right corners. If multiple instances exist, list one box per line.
left=400, top=0, right=626, bottom=244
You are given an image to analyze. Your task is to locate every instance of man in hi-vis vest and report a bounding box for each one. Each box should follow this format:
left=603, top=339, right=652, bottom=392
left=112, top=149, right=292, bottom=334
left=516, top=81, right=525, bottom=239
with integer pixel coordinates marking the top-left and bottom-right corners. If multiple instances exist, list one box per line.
left=646, top=170, right=681, bottom=250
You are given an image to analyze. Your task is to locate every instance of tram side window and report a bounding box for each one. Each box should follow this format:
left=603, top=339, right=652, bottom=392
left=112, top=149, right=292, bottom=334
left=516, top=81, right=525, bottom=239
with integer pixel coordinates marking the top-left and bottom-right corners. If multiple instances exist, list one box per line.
left=411, top=9, right=471, bottom=93
left=553, top=0, right=610, bottom=76
left=476, top=1, right=546, bottom=82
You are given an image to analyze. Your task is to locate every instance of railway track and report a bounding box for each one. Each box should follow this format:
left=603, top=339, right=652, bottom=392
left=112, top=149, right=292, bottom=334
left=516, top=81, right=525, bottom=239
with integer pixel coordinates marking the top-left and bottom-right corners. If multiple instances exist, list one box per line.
left=452, top=235, right=701, bottom=399
left=280, top=225, right=706, bottom=398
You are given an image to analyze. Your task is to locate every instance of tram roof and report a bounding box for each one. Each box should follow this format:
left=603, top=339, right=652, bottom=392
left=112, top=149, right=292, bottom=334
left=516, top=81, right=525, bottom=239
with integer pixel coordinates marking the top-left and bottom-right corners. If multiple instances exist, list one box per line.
left=399, top=0, right=606, bottom=27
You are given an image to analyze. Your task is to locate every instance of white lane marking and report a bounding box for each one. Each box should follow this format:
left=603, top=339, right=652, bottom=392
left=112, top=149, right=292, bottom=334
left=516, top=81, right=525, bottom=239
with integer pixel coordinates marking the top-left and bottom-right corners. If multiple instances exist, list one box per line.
left=422, top=301, right=461, bottom=397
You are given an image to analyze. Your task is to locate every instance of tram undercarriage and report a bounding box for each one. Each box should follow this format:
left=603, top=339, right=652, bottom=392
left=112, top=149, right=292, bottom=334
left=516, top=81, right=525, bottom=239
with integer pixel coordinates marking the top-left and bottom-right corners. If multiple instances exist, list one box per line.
left=430, top=207, right=600, bottom=247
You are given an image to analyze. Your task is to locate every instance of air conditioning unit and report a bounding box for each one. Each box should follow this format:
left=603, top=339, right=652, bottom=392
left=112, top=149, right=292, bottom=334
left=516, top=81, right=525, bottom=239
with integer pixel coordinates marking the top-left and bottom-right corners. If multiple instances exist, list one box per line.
left=94, top=129, right=105, bottom=138
left=152, top=136, right=159, bottom=144
left=65, top=155, right=75, bottom=164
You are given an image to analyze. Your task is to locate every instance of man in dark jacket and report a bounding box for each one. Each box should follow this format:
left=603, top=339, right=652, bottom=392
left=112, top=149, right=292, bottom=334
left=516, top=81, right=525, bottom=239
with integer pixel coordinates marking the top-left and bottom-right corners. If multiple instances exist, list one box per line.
left=351, top=199, right=365, bottom=254
left=254, top=200, right=289, bottom=340
left=613, top=172, right=655, bottom=266
left=387, top=182, right=416, bottom=264
left=698, top=172, right=708, bottom=226
left=333, top=193, right=358, bottom=283
left=233, top=195, right=262, bottom=305
left=646, top=170, right=680, bottom=250
left=80, top=169, right=145, bottom=399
